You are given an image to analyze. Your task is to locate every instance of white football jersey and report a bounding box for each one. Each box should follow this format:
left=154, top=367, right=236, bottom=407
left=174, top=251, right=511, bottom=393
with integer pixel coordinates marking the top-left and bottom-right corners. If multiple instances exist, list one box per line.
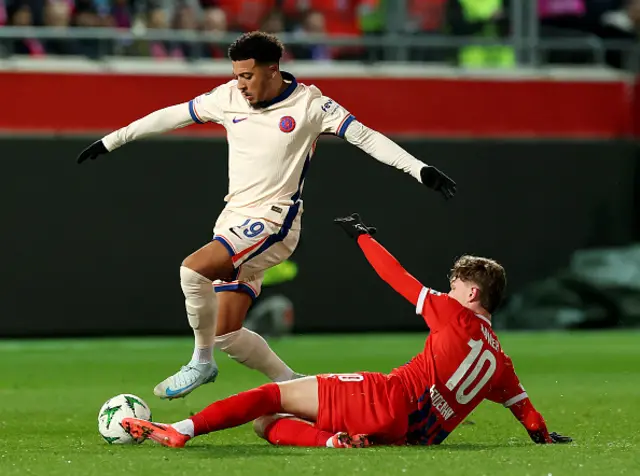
left=188, top=72, right=354, bottom=226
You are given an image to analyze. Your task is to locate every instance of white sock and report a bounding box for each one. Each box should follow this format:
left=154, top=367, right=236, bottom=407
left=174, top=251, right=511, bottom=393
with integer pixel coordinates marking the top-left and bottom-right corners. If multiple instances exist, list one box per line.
left=180, top=266, right=218, bottom=366
left=215, top=328, right=295, bottom=382
left=172, top=419, right=195, bottom=438
left=192, top=346, right=214, bottom=364
left=326, top=436, right=335, bottom=448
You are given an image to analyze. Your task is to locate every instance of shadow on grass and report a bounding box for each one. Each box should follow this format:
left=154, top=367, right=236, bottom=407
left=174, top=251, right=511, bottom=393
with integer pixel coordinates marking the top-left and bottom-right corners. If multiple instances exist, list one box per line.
left=168, top=443, right=317, bottom=458
left=158, top=441, right=532, bottom=458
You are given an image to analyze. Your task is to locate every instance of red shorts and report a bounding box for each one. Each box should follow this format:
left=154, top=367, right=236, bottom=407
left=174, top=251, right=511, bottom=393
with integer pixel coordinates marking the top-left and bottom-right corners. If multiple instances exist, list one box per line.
left=314, top=372, right=409, bottom=444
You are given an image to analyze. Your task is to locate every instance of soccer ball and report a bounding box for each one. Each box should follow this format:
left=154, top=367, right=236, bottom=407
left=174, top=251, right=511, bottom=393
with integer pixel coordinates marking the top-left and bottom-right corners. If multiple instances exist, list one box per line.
left=97, top=394, right=152, bottom=444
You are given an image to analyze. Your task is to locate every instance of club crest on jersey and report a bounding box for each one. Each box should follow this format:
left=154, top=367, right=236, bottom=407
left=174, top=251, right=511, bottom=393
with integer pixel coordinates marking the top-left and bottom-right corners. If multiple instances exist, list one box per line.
left=279, top=116, right=296, bottom=133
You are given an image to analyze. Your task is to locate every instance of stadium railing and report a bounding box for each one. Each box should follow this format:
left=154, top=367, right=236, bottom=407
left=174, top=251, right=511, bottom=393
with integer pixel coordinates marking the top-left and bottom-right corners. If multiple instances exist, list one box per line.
left=0, top=28, right=638, bottom=71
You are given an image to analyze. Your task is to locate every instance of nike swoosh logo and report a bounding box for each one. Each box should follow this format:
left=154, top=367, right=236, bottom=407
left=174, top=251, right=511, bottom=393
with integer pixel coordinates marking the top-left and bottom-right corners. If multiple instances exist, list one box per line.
left=232, top=117, right=248, bottom=123
left=165, top=382, right=196, bottom=397
left=229, top=227, right=242, bottom=239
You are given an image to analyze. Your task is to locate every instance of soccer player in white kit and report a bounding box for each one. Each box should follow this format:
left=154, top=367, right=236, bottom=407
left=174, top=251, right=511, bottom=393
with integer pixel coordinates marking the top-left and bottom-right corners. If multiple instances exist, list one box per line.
left=76, top=32, right=457, bottom=400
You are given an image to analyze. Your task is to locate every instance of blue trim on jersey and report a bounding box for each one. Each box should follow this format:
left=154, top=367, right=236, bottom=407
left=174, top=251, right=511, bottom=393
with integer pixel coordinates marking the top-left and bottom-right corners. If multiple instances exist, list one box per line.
left=212, top=236, right=235, bottom=257
left=214, top=283, right=257, bottom=300
left=188, top=100, right=205, bottom=124
left=262, top=72, right=298, bottom=108
left=337, top=114, right=356, bottom=138
left=241, top=202, right=299, bottom=265
left=291, top=152, right=311, bottom=202
left=406, top=389, right=451, bottom=445
left=238, top=149, right=309, bottom=265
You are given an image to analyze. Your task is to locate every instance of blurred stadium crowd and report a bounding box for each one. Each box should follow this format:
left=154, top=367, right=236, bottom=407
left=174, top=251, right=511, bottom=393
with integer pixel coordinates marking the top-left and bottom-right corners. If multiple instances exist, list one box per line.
left=1, top=0, right=639, bottom=65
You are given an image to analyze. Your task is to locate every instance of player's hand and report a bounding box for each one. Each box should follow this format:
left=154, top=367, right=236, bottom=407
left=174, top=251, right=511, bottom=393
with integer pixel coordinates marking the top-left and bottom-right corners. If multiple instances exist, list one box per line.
left=334, top=213, right=377, bottom=240
left=420, top=166, right=456, bottom=200
left=548, top=432, right=573, bottom=444
left=77, top=140, right=109, bottom=164
left=528, top=429, right=572, bottom=444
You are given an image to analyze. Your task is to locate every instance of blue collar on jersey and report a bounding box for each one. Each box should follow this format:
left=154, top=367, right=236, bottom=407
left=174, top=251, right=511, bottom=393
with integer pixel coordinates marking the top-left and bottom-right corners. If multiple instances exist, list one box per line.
left=259, top=71, right=297, bottom=108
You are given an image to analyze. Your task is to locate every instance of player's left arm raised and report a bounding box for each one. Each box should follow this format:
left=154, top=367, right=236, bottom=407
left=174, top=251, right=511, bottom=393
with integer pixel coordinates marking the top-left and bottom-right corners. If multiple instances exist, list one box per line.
left=313, top=96, right=457, bottom=200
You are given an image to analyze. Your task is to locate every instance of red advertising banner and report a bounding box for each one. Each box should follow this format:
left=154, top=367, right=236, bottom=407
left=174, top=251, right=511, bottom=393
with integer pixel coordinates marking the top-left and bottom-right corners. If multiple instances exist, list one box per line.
left=1, top=71, right=635, bottom=138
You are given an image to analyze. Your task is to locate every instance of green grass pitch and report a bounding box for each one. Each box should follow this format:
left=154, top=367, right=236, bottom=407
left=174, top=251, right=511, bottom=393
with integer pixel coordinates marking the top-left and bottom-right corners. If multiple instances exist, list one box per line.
left=1, top=332, right=639, bottom=476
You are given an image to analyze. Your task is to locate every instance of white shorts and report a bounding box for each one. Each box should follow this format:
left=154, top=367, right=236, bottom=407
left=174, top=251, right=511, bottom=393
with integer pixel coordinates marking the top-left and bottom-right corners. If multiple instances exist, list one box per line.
left=212, top=207, right=301, bottom=298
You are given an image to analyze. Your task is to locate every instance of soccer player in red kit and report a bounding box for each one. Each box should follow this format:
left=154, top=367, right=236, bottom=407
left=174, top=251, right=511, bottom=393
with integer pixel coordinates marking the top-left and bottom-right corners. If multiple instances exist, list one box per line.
left=122, top=214, right=571, bottom=448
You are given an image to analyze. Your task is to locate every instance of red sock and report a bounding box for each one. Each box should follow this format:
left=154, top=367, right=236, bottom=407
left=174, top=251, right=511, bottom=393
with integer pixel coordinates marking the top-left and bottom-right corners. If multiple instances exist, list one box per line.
left=190, top=383, right=281, bottom=436
left=264, top=418, right=334, bottom=447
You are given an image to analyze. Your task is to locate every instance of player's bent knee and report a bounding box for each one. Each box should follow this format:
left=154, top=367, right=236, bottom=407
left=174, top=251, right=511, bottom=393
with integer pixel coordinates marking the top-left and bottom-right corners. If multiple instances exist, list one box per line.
left=253, top=414, right=284, bottom=440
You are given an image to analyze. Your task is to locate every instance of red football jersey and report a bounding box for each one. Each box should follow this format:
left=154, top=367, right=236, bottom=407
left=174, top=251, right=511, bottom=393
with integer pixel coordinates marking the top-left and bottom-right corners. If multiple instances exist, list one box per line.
left=357, top=235, right=528, bottom=445
left=391, top=290, right=527, bottom=444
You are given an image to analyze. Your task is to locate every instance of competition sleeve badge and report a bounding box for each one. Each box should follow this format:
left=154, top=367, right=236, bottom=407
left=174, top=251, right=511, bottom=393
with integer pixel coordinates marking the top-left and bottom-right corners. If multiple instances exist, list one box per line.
left=279, top=116, right=296, bottom=133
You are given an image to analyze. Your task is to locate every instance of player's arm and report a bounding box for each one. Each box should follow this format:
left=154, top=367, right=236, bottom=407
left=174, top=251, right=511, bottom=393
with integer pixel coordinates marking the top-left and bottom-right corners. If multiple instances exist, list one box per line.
left=489, top=357, right=572, bottom=445
left=335, top=213, right=459, bottom=331
left=313, top=96, right=456, bottom=200
left=76, top=88, right=225, bottom=164
left=334, top=213, right=427, bottom=311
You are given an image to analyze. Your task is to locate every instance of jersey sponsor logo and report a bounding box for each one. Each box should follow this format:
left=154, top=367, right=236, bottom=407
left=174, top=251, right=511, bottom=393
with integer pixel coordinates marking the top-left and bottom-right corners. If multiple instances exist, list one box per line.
left=430, top=385, right=455, bottom=420
left=481, top=325, right=500, bottom=352
left=232, top=116, right=248, bottom=123
left=279, top=116, right=296, bottom=133
left=321, top=98, right=340, bottom=115
left=271, top=205, right=283, bottom=214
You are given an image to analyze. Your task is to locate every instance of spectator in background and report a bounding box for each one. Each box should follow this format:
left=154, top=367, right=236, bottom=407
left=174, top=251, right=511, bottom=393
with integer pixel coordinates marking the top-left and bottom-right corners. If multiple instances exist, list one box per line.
left=216, top=0, right=276, bottom=32
left=43, top=0, right=79, bottom=55
left=73, top=0, right=104, bottom=58
left=405, top=0, right=449, bottom=62
left=259, top=8, right=285, bottom=33
left=7, top=2, right=46, bottom=56
left=0, top=0, right=7, bottom=25
left=539, top=0, right=635, bottom=69
left=258, top=9, right=294, bottom=60
left=447, top=0, right=515, bottom=68
left=171, top=0, right=200, bottom=59
left=357, top=0, right=385, bottom=61
left=142, top=4, right=177, bottom=59
left=538, top=0, right=591, bottom=64
left=290, top=9, right=332, bottom=59
left=201, top=7, right=228, bottom=59
left=109, top=0, right=134, bottom=29
left=281, top=0, right=360, bottom=36
left=587, top=0, right=636, bottom=69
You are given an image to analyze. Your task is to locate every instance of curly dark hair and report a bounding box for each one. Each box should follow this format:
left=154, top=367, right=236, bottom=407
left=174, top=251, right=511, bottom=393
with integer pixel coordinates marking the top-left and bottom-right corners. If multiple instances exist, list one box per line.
left=228, top=31, right=284, bottom=64
left=449, top=255, right=507, bottom=313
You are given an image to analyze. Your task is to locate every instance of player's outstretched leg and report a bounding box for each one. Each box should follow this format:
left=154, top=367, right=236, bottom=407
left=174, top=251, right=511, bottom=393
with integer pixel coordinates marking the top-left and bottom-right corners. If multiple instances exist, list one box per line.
left=125, top=378, right=324, bottom=448
left=122, top=419, right=190, bottom=448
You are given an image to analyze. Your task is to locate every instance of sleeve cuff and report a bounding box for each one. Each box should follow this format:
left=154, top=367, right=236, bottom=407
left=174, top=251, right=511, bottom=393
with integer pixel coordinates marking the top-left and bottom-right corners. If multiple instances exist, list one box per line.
left=416, top=287, right=428, bottom=315
left=504, top=392, right=528, bottom=407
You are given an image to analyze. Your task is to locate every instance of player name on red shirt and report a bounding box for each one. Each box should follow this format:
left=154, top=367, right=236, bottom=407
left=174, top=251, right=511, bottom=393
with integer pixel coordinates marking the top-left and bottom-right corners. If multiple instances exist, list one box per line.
left=430, top=385, right=455, bottom=421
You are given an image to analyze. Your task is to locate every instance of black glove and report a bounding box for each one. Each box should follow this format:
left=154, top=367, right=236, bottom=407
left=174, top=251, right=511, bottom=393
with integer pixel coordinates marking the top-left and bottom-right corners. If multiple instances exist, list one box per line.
left=420, top=165, right=457, bottom=200
left=548, top=432, right=573, bottom=444
left=334, top=213, right=377, bottom=240
left=529, top=429, right=573, bottom=444
left=77, top=140, right=109, bottom=164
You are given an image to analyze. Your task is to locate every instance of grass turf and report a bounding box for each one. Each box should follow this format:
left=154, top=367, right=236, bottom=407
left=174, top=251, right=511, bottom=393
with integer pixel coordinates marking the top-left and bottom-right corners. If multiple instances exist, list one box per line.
left=0, top=332, right=638, bottom=476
